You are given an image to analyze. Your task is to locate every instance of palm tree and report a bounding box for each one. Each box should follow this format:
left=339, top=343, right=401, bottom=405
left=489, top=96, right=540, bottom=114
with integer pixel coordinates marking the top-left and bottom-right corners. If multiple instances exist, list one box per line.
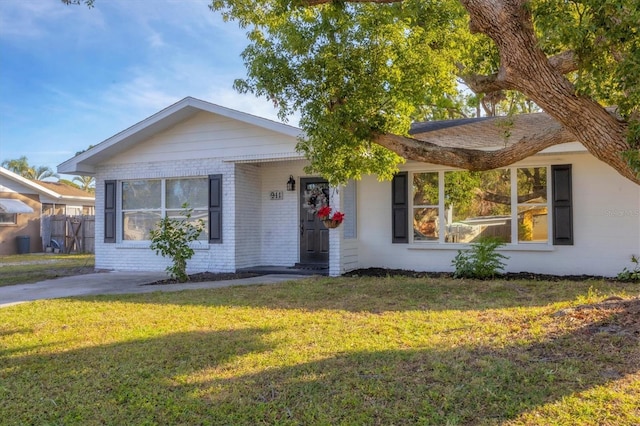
left=28, top=165, right=59, bottom=181
left=1, top=156, right=58, bottom=180
left=2, top=156, right=32, bottom=176
left=72, top=175, right=95, bottom=193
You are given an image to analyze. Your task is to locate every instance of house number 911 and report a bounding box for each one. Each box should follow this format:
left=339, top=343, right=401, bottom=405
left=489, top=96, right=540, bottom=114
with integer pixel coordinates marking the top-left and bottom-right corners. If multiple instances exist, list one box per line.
left=270, top=191, right=283, bottom=200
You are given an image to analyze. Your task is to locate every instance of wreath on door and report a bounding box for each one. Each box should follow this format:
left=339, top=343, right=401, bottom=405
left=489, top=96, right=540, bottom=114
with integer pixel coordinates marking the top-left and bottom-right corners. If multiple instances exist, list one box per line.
left=303, top=186, right=328, bottom=214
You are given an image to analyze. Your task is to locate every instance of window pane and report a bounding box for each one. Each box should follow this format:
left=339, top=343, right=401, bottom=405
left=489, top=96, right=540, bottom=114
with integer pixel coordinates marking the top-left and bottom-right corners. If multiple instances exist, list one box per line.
left=413, top=173, right=438, bottom=206
left=122, top=180, right=161, bottom=210
left=123, top=211, right=161, bottom=240
left=413, top=208, right=439, bottom=241
left=517, top=168, right=547, bottom=204
left=166, top=178, right=208, bottom=209
left=0, top=213, right=16, bottom=225
left=445, top=170, right=511, bottom=243
left=518, top=206, right=548, bottom=242
left=166, top=210, right=209, bottom=241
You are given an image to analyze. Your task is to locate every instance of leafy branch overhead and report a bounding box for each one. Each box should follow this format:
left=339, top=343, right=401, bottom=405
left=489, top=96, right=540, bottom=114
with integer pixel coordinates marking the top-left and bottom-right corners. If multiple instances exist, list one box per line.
left=210, top=0, right=640, bottom=185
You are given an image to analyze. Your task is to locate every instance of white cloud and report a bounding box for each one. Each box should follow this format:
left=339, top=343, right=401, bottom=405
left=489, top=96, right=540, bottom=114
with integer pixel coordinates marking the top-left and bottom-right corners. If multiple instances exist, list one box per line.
left=0, top=0, right=105, bottom=40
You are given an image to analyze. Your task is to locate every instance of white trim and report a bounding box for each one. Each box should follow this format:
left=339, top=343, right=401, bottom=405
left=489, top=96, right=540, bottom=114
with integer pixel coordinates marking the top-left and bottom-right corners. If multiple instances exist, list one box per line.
left=409, top=165, right=551, bottom=246
left=407, top=243, right=555, bottom=252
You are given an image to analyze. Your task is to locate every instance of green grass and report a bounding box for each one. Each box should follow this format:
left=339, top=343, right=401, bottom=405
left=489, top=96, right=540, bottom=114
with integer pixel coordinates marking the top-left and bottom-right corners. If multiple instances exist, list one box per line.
left=0, top=253, right=95, bottom=286
left=1, top=276, right=639, bottom=425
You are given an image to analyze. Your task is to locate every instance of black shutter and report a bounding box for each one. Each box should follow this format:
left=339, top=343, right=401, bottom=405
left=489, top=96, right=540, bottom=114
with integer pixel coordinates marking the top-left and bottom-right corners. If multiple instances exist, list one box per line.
left=552, top=164, right=573, bottom=245
left=392, top=172, right=409, bottom=243
left=209, top=174, right=222, bottom=243
left=104, top=180, right=116, bottom=243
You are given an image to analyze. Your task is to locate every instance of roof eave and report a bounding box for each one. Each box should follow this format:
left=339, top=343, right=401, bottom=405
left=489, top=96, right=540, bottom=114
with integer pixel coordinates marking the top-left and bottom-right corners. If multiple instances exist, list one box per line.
left=0, top=167, right=65, bottom=199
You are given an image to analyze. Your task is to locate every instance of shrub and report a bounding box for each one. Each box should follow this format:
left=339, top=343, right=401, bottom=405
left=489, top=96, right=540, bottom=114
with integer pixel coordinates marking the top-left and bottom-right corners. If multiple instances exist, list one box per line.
left=149, top=204, right=205, bottom=282
left=452, top=237, right=509, bottom=279
left=617, top=255, right=640, bottom=282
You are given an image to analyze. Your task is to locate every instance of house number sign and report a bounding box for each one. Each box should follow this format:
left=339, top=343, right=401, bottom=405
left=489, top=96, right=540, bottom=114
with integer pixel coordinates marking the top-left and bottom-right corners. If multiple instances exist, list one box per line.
left=269, top=190, right=283, bottom=200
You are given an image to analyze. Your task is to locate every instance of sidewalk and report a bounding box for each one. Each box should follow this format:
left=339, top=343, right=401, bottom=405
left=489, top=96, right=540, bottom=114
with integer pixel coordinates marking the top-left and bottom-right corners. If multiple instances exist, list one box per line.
left=0, top=271, right=310, bottom=308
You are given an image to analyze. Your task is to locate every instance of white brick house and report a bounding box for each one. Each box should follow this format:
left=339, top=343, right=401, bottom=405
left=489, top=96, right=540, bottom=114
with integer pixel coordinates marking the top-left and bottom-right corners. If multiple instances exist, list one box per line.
left=59, top=97, right=640, bottom=277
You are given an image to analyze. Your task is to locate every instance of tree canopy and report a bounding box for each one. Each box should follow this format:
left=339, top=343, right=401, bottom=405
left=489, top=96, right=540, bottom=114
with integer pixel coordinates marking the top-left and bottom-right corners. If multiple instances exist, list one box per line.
left=209, top=0, right=640, bottom=185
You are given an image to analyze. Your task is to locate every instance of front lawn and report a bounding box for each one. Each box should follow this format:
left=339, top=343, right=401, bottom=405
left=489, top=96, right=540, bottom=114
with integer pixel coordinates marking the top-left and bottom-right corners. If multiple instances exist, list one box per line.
left=0, top=253, right=95, bottom=286
left=1, top=276, right=638, bottom=425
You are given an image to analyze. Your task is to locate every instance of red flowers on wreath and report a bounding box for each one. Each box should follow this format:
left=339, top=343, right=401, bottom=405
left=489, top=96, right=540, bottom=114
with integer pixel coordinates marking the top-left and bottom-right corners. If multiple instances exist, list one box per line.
left=317, top=206, right=345, bottom=224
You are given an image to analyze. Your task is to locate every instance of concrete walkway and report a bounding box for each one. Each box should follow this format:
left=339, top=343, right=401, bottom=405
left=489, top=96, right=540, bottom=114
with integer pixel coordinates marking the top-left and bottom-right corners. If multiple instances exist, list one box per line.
left=0, top=271, right=310, bottom=308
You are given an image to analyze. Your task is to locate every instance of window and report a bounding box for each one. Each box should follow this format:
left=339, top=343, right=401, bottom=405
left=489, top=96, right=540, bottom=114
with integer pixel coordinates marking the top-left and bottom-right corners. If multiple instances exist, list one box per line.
left=413, top=172, right=439, bottom=241
left=410, top=167, right=548, bottom=245
left=517, top=167, right=548, bottom=243
left=0, top=213, right=17, bottom=225
left=121, top=178, right=208, bottom=241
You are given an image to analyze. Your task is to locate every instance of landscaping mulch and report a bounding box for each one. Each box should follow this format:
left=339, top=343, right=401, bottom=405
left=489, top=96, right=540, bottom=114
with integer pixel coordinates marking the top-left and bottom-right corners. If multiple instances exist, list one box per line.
left=344, top=267, right=613, bottom=282
left=146, top=271, right=262, bottom=285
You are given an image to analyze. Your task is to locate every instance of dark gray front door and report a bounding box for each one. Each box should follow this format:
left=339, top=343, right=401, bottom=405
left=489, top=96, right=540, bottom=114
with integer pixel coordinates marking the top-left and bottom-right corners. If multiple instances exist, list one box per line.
left=300, top=178, right=329, bottom=265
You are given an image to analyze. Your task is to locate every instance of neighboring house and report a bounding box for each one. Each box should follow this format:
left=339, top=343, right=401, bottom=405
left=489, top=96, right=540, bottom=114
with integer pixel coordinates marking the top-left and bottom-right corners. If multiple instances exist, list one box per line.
left=0, top=167, right=95, bottom=255
left=58, top=97, right=640, bottom=277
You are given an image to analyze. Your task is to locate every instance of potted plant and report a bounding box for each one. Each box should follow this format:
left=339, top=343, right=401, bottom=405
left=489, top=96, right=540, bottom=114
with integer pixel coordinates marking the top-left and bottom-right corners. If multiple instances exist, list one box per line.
left=317, top=206, right=345, bottom=228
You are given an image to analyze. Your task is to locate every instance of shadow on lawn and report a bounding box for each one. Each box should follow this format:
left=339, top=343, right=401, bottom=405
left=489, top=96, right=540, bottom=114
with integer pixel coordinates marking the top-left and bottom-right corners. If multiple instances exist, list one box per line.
left=3, top=300, right=639, bottom=424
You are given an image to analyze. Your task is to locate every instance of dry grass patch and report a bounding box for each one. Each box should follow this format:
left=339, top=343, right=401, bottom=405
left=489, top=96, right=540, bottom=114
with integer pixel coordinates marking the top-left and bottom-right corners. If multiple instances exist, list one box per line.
left=1, top=276, right=638, bottom=425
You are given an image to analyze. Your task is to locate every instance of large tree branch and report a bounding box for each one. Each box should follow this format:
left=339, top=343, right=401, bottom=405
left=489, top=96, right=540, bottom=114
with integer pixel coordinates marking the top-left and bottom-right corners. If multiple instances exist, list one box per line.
left=373, top=125, right=575, bottom=171
left=460, top=0, right=638, bottom=184
left=458, top=51, right=577, bottom=95
left=547, top=50, right=578, bottom=75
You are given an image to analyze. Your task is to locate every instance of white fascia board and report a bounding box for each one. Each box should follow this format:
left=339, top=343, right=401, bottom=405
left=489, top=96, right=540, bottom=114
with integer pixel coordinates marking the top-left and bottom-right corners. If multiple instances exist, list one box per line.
left=59, top=196, right=95, bottom=204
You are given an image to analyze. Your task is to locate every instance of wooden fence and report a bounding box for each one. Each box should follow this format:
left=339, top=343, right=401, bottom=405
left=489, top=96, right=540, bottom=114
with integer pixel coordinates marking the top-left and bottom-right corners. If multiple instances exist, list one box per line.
left=41, top=215, right=95, bottom=254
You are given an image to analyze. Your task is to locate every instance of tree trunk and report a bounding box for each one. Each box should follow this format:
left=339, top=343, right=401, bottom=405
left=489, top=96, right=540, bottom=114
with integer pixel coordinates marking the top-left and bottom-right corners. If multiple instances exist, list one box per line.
left=460, top=0, right=638, bottom=184
left=304, top=0, right=639, bottom=185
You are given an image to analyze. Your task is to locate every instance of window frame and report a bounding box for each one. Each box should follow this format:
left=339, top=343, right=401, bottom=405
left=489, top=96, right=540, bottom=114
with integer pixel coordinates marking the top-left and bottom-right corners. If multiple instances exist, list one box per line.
left=0, top=212, right=17, bottom=225
left=119, top=177, right=209, bottom=243
left=409, top=166, right=551, bottom=246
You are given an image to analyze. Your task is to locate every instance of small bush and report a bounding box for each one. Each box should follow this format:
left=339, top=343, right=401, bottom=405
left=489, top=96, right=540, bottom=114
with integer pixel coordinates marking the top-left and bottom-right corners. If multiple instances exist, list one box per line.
left=149, top=204, right=205, bottom=282
left=452, top=237, right=509, bottom=279
left=617, top=255, right=640, bottom=282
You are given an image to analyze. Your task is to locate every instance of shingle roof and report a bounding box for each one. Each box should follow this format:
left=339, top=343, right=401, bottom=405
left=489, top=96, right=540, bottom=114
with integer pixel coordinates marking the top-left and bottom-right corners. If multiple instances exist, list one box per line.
left=409, top=112, right=565, bottom=149
left=34, top=181, right=94, bottom=198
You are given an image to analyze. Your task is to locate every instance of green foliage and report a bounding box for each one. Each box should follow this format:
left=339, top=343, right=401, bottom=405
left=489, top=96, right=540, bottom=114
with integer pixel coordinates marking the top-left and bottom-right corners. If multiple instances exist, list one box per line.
left=210, top=0, right=640, bottom=184
left=451, top=237, right=509, bottom=279
left=212, top=0, right=469, bottom=184
left=149, top=204, right=205, bottom=282
left=617, top=255, right=640, bottom=282
left=531, top=0, right=640, bottom=118
left=1, top=156, right=59, bottom=181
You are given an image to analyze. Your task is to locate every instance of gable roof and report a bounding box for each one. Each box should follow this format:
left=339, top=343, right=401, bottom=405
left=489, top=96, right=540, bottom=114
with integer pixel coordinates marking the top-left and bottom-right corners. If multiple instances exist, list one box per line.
left=58, top=97, right=303, bottom=175
left=0, top=167, right=94, bottom=203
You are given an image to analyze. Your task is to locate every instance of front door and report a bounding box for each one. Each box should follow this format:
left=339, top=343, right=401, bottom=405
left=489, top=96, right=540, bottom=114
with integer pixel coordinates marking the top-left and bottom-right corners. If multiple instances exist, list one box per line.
left=300, top=178, right=329, bottom=265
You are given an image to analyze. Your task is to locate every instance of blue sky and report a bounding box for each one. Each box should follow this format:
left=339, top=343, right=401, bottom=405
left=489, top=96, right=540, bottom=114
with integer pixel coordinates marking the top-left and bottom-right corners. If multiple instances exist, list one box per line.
left=0, top=0, right=286, bottom=180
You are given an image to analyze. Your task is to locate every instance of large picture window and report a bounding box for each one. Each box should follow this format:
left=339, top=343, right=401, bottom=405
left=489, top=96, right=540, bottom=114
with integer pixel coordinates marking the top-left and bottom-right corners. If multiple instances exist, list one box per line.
left=121, top=178, right=208, bottom=241
left=411, top=167, right=548, bottom=244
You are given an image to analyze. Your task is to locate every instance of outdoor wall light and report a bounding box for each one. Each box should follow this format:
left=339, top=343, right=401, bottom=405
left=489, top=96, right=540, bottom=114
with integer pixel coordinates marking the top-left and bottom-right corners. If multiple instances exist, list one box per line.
left=287, top=175, right=296, bottom=191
